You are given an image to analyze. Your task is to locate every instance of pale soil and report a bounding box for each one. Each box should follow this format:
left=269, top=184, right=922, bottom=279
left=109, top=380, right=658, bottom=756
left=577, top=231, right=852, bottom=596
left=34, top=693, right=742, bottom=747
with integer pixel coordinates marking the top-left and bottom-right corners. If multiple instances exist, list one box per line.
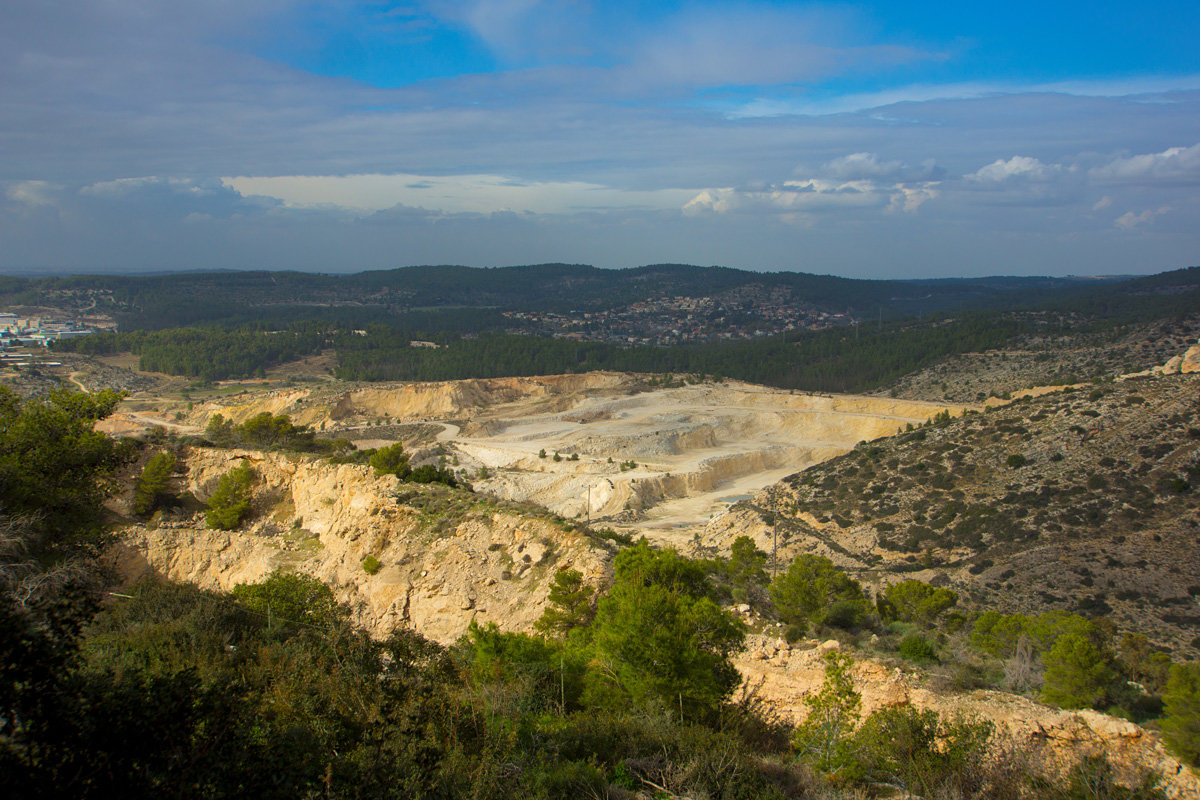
left=118, top=374, right=962, bottom=546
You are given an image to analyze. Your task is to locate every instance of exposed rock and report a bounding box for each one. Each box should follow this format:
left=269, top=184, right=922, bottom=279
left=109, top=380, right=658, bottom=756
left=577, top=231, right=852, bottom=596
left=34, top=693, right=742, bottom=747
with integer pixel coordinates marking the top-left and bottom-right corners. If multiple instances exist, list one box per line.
left=735, top=641, right=1200, bottom=798
left=111, top=447, right=610, bottom=644
left=1181, top=344, right=1200, bottom=374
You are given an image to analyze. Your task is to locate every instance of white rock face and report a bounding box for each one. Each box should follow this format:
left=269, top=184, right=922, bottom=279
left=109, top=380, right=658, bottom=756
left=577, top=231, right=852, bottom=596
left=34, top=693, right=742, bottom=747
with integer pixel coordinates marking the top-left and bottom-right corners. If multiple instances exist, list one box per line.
left=111, top=448, right=610, bottom=643
left=1181, top=344, right=1200, bottom=374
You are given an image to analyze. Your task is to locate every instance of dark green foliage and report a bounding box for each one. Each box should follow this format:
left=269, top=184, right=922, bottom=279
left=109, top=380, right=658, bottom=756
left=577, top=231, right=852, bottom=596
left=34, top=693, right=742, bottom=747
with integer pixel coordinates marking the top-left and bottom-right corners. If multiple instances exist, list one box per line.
left=0, top=387, right=129, bottom=553
left=361, top=555, right=381, bottom=575
left=534, top=568, right=596, bottom=636
left=848, top=707, right=995, bottom=797
left=1033, top=756, right=1168, bottom=800
left=769, top=554, right=871, bottom=630
left=1041, top=632, right=1119, bottom=709
left=586, top=541, right=745, bottom=718
left=231, top=570, right=346, bottom=630
left=1006, top=453, right=1029, bottom=468
left=133, top=450, right=177, bottom=516
left=407, top=463, right=458, bottom=486
left=1162, top=662, right=1200, bottom=766
left=368, top=442, right=411, bottom=478
left=724, top=535, right=768, bottom=602
left=464, top=622, right=587, bottom=713
left=898, top=634, right=939, bottom=664
left=334, top=316, right=1023, bottom=394
left=56, top=325, right=327, bottom=381
left=205, top=411, right=338, bottom=454
left=204, top=461, right=254, bottom=530
left=879, top=579, right=958, bottom=625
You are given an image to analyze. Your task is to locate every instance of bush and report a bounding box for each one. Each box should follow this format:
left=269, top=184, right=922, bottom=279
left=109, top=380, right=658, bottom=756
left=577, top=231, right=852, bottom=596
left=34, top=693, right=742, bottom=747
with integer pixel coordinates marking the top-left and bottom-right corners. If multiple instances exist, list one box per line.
left=823, top=599, right=869, bottom=630
left=231, top=570, right=346, bottom=629
left=585, top=541, right=745, bottom=718
left=1007, top=453, right=1029, bottom=468
left=1041, top=632, right=1118, bottom=709
left=783, top=623, right=806, bottom=644
left=878, top=579, right=958, bottom=625
left=133, top=450, right=177, bottom=516
left=1162, top=662, right=1200, bottom=766
left=849, top=707, right=994, bottom=797
left=534, top=568, right=596, bottom=636
left=205, top=461, right=254, bottom=530
left=362, top=555, right=382, bottom=575
left=769, top=554, right=870, bottom=630
left=369, top=442, right=411, bottom=478
left=792, top=652, right=860, bottom=772
left=898, top=634, right=939, bottom=664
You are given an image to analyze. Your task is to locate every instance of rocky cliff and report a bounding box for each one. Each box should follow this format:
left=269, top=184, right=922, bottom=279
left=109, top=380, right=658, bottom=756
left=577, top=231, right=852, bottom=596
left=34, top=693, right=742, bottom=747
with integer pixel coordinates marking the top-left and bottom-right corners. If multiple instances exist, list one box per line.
left=110, top=448, right=611, bottom=643
left=736, top=634, right=1200, bottom=799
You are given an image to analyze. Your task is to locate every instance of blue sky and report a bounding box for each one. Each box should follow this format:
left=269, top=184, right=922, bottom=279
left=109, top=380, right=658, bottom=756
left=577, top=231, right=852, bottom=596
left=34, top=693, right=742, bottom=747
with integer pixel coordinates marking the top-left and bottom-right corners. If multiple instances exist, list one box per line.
left=1, top=0, right=1198, bottom=277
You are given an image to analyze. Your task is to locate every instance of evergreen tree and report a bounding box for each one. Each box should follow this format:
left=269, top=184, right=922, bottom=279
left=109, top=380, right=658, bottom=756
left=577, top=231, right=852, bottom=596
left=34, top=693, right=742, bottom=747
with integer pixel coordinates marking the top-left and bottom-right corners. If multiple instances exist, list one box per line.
left=1162, top=663, right=1200, bottom=766
left=769, top=554, right=870, bottom=630
left=534, top=569, right=595, bottom=636
left=369, top=442, right=411, bottom=478
left=1040, top=632, right=1118, bottom=709
left=133, top=451, right=177, bottom=516
left=205, top=461, right=255, bottom=530
left=584, top=541, right=744, bottom=718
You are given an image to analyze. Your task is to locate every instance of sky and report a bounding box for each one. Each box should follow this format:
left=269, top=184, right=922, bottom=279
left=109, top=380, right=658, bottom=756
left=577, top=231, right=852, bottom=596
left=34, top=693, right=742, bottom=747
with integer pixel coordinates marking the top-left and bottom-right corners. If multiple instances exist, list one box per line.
left=1, top=1, right=1198, bottom=278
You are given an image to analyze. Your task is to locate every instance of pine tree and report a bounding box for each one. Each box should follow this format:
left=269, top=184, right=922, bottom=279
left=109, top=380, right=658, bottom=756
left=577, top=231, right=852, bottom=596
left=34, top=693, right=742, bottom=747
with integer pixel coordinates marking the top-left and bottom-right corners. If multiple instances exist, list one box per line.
left=133, top=451, right=176, bottom=516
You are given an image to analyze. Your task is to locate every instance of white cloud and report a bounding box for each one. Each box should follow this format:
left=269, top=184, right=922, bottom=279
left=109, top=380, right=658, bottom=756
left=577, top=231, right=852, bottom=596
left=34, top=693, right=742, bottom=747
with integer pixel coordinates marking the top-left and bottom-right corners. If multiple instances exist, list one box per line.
left=1115, top=206, right=1171, bottom=229
left=5, top=180, right=61, bottom=206
left=1090, top=143, right=1200, bottom=184
left=683, top=175, right=938, bottom=217
left=820, top=153, right=905, bottom=180
left=887, top=185, right=939, bottom=214
left=967, top=156, right=1059, bottom=184
left=1092, top=196, right=1113, bottom=210
left=727, top=75, right=1200, bottom=118
left=222, top=173, right=696, bottom=215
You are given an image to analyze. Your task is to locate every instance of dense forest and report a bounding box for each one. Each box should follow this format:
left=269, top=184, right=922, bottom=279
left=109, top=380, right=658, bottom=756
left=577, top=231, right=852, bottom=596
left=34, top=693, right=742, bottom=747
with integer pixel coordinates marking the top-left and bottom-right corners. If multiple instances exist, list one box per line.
left=40, top=264, right=1200, bottom=389
left=0, top=264, right=1107, bottom=329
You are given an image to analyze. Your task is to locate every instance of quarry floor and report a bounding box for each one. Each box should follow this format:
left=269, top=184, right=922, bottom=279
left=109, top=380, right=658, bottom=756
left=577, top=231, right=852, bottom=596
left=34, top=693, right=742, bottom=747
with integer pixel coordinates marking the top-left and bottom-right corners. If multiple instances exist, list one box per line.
left=106, top=373, right=963, bottom=548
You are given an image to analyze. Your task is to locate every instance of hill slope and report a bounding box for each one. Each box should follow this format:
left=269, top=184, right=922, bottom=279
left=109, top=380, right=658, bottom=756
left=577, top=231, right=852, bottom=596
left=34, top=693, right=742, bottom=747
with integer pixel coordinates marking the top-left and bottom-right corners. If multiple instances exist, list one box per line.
left=708, top=371, right=1200, bottom=657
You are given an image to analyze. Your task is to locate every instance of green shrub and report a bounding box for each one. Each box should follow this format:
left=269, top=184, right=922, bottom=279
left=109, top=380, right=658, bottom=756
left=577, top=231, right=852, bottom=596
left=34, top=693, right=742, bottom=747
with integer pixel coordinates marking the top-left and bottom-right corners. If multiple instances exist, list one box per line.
left=369, top=442, right=411, bottom=478
left=534, top=568, right=595, bottom=636
left=849, top=707, right=994, bottom=797
left=362, top=555, right=382, bottom=575
left=1007, top=453, right=1029, bottom=468
left=1162, top=662, right=1200, bottom=766
left=769, top=554, right=870, bottom=629
left=231, top=570, right=345, bottom=629
left=204, top=461, right=254, bottom=530
left=878, top=579, right=958, bottom=625
left=133, top=450, right=177, bottom=516
left=585, top=541, right=745, bottom=718
left=823, top=599, right=869, bottom=630
left=1041, top=632, right=1118, bottom=709
left=793, top=652, right=860, bottom=771
left=898, top=634, right=939, bottom=664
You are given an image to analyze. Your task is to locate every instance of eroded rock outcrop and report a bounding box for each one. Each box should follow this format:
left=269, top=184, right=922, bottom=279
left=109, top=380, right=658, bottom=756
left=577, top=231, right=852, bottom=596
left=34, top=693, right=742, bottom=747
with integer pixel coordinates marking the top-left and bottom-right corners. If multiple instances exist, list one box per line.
left=736, top=635, right=1200, bottom=798
left=111, top=448, right=610, bottom=643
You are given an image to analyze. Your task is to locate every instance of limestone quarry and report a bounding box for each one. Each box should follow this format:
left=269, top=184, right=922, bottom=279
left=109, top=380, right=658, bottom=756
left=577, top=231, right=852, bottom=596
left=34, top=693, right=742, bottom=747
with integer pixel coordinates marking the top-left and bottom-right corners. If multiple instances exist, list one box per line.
left=101, top=370, right=1200, bottom=794
left=113, top=373, right=962, bottom=542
